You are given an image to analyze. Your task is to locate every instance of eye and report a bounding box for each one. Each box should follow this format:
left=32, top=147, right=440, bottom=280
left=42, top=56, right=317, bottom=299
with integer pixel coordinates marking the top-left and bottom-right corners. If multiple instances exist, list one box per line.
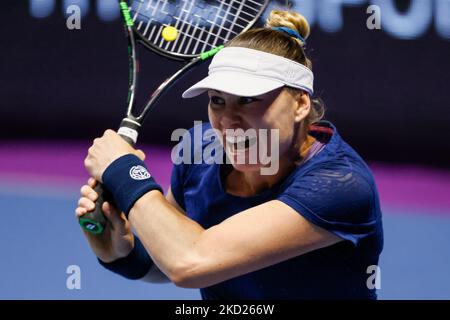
left=239, top=97, right=259, bottom=105
left=209, top=96, right=225, bottom=106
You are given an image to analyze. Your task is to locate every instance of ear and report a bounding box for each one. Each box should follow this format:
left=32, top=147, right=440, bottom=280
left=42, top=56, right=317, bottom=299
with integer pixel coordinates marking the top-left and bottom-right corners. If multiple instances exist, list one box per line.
left=294, top=92, right=311, bottom=123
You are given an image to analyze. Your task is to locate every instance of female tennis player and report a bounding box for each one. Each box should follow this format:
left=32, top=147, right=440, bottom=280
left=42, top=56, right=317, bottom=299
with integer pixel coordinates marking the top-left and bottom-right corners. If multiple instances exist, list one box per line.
left=77, top=10, right=383, bottom=299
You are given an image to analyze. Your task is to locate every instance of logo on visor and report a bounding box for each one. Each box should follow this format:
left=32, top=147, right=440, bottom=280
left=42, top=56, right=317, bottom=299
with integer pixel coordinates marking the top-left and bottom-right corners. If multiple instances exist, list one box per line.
left=129, top=165, right=151, bottom=180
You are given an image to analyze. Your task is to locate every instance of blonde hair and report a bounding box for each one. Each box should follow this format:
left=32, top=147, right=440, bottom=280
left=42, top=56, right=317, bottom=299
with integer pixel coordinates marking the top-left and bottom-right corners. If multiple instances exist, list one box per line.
left=226, top=10, right=325, bottom=129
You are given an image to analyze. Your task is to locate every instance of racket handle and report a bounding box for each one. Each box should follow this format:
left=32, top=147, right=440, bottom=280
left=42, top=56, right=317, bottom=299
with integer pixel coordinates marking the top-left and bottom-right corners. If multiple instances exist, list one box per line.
left=79, top=118, right=140, bottom=234
left=117, top=118, right=140, bottom=147
left=79, top=183, right=112, bottom=234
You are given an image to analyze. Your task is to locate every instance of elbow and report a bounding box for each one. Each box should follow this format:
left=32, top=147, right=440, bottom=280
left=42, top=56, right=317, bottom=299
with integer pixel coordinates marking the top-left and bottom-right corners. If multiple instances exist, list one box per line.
left=171, top=274, right=200, bottom=289
left=169, top=264, right=203, bottom=289
left=168, top=256, right=211, bottom=289
left=172, top=276, right=210, bottom=289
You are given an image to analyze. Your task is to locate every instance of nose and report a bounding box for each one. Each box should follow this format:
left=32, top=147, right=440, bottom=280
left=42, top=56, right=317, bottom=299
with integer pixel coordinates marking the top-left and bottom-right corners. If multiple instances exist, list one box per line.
left=219, top=107, right=242, bottom=129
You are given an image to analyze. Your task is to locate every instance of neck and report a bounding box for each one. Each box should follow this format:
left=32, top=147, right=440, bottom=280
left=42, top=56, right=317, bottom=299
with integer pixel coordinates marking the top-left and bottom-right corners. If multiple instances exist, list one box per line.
left=226, top=128, right=316, bottom=197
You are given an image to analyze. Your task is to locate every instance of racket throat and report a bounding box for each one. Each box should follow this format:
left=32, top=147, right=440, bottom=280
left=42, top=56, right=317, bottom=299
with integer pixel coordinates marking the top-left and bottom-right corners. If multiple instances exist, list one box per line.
left=118, top=117, right=141, bottom=146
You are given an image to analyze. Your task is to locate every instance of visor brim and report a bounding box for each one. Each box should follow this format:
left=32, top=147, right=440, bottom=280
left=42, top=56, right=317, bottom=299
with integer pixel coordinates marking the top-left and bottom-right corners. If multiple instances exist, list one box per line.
left=182, top=72, right=285, bottom=98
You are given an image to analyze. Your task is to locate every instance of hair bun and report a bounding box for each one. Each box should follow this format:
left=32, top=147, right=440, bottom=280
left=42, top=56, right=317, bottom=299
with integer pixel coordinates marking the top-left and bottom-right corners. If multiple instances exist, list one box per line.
left=266, top=10, right=310, bottom=46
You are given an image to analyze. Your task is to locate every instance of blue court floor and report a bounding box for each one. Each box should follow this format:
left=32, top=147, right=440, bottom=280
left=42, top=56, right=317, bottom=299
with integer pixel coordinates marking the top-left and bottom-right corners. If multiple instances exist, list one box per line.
left=0, top=143, right=449, bottom=299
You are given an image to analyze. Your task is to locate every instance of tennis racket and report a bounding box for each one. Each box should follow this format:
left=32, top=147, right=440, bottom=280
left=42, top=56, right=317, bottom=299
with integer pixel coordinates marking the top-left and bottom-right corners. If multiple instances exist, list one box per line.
left=79, top=0, right=269, bottom=234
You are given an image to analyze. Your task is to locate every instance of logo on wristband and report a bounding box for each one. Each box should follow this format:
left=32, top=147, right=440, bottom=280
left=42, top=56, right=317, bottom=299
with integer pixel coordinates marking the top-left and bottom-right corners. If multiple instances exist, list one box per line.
left=129, top=165, right=151, bottom=180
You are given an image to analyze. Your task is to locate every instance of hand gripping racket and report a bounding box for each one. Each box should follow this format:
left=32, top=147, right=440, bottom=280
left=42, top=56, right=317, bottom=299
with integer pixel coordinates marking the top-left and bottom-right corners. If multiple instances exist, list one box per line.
left=79, top=0, right=269, bottom=234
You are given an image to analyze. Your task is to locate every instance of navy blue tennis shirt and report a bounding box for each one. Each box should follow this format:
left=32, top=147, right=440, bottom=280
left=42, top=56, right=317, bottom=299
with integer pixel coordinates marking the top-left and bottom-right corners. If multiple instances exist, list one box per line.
left=99, top=121, right=383, bottom=299
left=170, top=121, right=383, bottom=299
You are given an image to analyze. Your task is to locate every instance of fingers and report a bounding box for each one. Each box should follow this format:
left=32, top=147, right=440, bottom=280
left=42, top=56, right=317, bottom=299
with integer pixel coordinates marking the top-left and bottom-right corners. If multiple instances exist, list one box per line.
left=78, top=196, right=95, bottom=211
left=88, top=177, right=97, bottom=188
left=102, top=201, right=126, bottom=225
left=75, top=196, right=95, bottom=218
left=75, top=206, right=87, bottom=218
left=76, top=183, right=98, bottom=219
left=80, top=184, right=98, bottom=201
left=135, top=149, right=146, bottom=161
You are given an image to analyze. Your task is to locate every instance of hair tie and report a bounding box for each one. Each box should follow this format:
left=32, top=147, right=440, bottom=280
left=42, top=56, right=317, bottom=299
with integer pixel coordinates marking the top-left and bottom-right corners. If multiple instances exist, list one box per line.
left=272, top=26, right=306, bottom=46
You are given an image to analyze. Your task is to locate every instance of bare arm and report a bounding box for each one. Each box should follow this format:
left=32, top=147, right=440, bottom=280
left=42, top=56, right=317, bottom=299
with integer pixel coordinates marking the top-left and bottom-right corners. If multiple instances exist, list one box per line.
left=139, top=187, right=185, bottom=283
left=129, top=190, right=342, bottom=288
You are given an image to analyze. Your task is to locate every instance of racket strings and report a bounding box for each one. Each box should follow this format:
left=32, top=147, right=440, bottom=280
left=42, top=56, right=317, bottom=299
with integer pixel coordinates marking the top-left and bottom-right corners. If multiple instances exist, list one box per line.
left=134, top=2, right=230, bottom=52
left=136, top=12, right=228, bottom=50
left=130, top=0, right=267, bottom=56
left=214, top=0, right=247, bottom=48
left=135, top=4, right=248, bottom=40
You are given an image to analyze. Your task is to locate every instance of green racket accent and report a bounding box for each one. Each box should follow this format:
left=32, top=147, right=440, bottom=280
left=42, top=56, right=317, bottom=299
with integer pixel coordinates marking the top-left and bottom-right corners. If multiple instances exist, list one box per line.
left=200, top=45, right=224, bottom=61
left=79, top=217, right=104, bottom=234
left=120, top=1, right=134, bottom=27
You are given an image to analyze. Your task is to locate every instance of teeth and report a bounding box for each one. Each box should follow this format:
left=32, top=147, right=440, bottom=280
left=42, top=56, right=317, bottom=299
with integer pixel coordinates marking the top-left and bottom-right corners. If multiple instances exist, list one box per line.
left=225, top=136, right=248, bottom=144
left=225, top=136, right=257, bottom=150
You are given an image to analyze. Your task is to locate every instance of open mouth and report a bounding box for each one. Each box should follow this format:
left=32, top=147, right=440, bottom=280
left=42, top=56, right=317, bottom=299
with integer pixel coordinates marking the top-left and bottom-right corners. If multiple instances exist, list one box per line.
left=225, top=136, right=257, bottom=152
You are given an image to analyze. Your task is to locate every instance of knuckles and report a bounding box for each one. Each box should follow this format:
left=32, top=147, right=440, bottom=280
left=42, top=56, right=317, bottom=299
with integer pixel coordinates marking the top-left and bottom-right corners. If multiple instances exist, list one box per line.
left=84, top=157, right=91, bottom=168
left=80, top=185, right=91, bottom=196
left=104, top=129, right=115, bottom=137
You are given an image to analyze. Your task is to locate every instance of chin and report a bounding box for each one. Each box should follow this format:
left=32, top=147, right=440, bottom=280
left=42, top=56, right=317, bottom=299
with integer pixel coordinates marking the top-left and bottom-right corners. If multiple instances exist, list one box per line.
left=230, top=162, right=263, bottom=172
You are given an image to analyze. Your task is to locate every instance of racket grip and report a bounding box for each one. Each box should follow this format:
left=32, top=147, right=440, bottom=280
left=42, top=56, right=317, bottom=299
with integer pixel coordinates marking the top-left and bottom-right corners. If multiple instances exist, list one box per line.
left=79, top=183, right=112, bottom=234
left=79, top=118, right=139, bottom=234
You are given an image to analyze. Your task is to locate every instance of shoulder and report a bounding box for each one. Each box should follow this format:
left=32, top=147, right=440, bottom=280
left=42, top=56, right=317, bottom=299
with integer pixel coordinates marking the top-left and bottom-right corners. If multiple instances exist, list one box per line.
left=282, top=163, right=377, bottom=216
left=277, top=122, right=382, bottom=245
left=305, top=121, right=378, bottom=189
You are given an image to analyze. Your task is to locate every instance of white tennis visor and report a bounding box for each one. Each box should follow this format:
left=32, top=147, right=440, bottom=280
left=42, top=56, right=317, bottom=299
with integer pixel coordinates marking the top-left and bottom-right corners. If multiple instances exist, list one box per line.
left=182, top=47, right=314, bottom=98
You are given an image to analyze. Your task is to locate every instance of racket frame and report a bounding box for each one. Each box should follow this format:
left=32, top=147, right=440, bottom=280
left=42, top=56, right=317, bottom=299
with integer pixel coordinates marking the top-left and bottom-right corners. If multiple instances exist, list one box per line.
left=79, top=0, right=269, bottom=234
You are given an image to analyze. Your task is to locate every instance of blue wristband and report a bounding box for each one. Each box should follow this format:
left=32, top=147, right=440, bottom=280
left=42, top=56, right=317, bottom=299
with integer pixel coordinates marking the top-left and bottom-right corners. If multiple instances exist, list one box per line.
left=97, top=236, right=153, bottom=280
left=102, top=154, right=163, bottom=216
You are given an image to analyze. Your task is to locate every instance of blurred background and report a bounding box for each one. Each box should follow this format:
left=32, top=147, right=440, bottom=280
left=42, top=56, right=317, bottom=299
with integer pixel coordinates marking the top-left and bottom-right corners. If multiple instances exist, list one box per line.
left=1, top=0, right=449, bottom=299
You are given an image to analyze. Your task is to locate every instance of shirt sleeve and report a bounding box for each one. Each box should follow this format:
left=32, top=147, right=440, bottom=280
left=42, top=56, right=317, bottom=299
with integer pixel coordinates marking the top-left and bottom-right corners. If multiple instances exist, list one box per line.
left=170, top=127, right=195, bottom=211
left=170, top=122, right=213, bottom=211
left=170, top=162, right=187, bottom=211
left=277, top=166, right=378, bottom=246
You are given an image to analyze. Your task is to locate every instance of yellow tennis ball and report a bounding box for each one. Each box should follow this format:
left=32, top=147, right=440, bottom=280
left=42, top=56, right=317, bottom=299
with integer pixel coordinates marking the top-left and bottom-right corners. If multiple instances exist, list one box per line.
left=162, top=26, right=178, bottom=42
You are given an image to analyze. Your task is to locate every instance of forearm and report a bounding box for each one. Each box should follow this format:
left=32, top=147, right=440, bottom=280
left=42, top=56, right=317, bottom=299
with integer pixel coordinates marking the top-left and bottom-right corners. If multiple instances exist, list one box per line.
left=128, top=190, right=205, bottom=283
left=98, top=154, right=207, bottom=284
